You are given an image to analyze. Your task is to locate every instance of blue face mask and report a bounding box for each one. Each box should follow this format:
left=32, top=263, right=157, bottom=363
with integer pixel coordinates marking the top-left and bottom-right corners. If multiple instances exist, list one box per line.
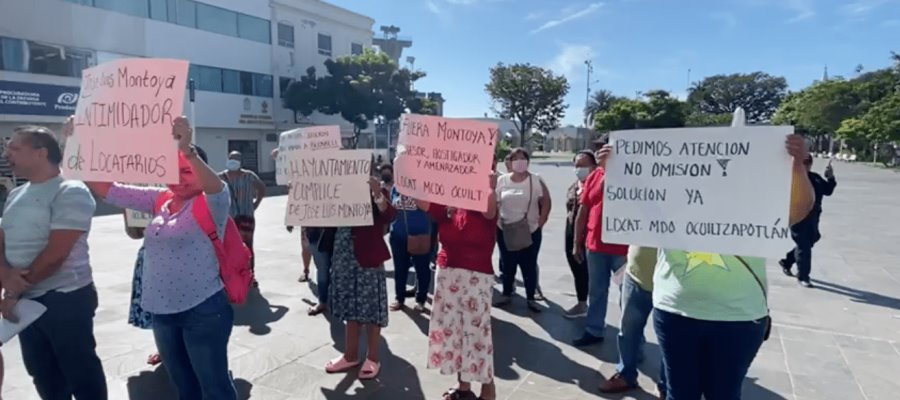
left=575, top=167, right=591, bottom=182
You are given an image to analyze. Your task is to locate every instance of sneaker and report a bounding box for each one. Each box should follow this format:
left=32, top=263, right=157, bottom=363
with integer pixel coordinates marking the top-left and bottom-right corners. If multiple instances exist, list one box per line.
left=599, top=373, right=637, bottom=393
left=526, top=300, right=543, bottom=313
left=563, top=303, right=588, bottom=319
left=779, top=260, right=793, bottom=277
left=573, top=332, right=604, bottom=347
left=493, top=296, right=512, bottom=307
left=799, top=280, right=814, bottom=288
left=413, top=302, right=426, bottom=312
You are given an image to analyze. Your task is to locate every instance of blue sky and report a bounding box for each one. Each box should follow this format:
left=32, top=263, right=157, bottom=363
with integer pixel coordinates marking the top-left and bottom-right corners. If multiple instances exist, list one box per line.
left=327, top=0, right=900, bottom=126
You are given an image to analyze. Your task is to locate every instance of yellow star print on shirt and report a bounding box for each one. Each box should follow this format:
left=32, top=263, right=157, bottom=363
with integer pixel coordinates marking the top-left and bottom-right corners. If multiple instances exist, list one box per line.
left=684, top=252, right=728, bottom=275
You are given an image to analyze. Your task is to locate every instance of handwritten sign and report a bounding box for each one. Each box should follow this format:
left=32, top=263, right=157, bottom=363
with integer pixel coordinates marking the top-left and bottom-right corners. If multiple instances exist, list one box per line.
left=284, top=149, right=373, bottom=227
left=394, top=114, right=498, bottom=212
left=125, top=209, right=153, bottom=228
left=275, top=126, right=341, bottom=185
left=62, top=58, right=188, bottom=184
left=602, top=126, right=794, bottom=257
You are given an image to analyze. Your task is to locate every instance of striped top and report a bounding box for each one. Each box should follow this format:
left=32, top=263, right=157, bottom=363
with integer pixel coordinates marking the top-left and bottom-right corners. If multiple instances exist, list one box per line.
left=219, top=170, right=263, bottom=217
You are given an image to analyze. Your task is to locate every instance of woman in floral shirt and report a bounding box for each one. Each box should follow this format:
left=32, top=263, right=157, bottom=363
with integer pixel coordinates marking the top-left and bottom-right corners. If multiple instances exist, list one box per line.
left=415, top=169, right=499, bottom=400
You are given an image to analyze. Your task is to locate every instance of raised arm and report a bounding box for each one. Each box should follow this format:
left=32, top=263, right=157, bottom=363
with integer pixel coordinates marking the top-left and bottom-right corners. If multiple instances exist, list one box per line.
left=173, top=117, right=225, bottom=195
left=787, top=135, right=815, bottom=225
left=537, top=178, right=551, bottom=228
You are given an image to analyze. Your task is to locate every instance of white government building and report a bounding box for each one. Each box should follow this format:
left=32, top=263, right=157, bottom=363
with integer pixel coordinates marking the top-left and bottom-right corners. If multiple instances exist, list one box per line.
left=0, top=0, right=381, bottom=178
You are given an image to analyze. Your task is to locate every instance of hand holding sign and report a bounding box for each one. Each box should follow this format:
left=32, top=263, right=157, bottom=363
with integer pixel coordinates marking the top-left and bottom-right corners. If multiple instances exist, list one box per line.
left=785, top=134, right=808, bottom=165
left=172, top=116, right=192, bottom=154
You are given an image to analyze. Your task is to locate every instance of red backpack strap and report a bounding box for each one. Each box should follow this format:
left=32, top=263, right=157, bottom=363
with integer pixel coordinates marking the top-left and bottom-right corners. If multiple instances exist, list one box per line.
left=191, top=195, right=221, bottom=242
left=154, top=191, right=176, bottom=214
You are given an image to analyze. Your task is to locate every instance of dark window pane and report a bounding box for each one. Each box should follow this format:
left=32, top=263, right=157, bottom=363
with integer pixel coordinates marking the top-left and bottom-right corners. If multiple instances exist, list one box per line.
left=277, top=23, right=294, bottom=47
left=197, top=3, right=237, bottom=36
left=198, top=66, right=222, bottom=92
left=176, top=0, right=196, bottom=28
left=238, top=14, right=270, bottom=44
left=95, top=0, right=149, bottom=18
left=351, top=43, right=363, bottom=56
left=26, top=42, right=93, bottom=77
left=64, top=0, right=94, bottom=6
left=167, top=0, right=177, bottom=22
left=0, top=37, right=27, bottom=72
left=254, top=74, right=273, bottom=97
left=240, top=71, right=253, bottom=95
left=187, top=64, right=200, bottom=89
left=279, top=77, right=292, bottom=98
left=149, top=0, right=168, bottom=21
left=223, top=69, right=240, bottom=94
left=317, top=34, right=332, bottom=56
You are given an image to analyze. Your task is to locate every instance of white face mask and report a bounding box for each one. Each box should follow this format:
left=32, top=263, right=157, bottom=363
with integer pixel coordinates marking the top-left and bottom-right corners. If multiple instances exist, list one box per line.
left=511, top=159, right=529, bottom=173
left=226, top=159, right=241, bottom=171
left=575, top=167, right=591, bottom=182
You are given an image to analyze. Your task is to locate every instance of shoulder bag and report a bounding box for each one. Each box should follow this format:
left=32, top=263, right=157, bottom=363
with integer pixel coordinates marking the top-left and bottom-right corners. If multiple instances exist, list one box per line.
left=404, top=208, right=432, bottom=256
left=735, top=256, right=772, bottom=341
left=501, top=175, right=534, bottom=251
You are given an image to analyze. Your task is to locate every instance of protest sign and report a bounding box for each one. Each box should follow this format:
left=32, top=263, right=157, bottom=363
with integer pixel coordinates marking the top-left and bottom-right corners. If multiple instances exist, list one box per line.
left=62, top=58, right=188, bottom=184
left=602, top=126, right=794, bottom=258
left=394, top=114, right=498, bottom=212
left=275, top=125, right=341, bottom=185
left=125, top=208, right=153, bottom=228
left=284, top=149, right=374, bottom=227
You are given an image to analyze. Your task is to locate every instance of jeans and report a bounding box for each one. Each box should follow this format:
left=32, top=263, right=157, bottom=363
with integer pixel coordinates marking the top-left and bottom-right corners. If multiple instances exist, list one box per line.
left=616, top=274, right=654, bottom=386
left=19, top=284, right=107, bottom=400
left=389, top=232, right=432, bottom=303
left=585, top=251, right=626, bottom=337
left=310, top=246, right=332, bottom=305
left=153, top=290, right=237, bottom=400
left=782, top=245, right=813, bottom=282
left=497, top=228, right=543, bottom=300
left=654, top=309, right=766, bottom=400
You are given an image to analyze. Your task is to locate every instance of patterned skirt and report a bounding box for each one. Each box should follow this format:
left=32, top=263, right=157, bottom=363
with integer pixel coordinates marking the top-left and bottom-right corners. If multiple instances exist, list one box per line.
left=127, top=247, right=153, bottom=329
left=329, top=227, right=389, bottom=327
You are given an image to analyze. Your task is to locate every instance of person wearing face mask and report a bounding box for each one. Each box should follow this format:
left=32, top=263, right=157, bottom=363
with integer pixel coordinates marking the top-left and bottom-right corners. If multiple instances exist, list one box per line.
left=220, top=151, right=266, bottom=286
left=563, top=150, right=598, bottom=319
left=82, top=116, right=238, bottom=399
left=494, top=148, right=551, bottom=312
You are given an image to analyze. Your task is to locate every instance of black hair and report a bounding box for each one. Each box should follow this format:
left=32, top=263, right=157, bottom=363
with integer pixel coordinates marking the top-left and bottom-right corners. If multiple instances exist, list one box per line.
left=378, top=163, right=394, bottom=174
left=192, top=145, right=209, bottom=164
left=574, top=150, right=597, bottom=165
left=505, top=147, right=530, bottom=161
left=13, top=125, right=63, bottom=165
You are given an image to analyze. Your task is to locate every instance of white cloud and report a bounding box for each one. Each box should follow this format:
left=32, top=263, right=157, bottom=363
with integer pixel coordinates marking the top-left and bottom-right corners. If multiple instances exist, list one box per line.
left=524, top=11, right=545, bottom=21
left=547, top=44, right=595, bottom=79
left=785, top=0, right=815, bottom=22
left=531, top=2, right=605, bottom=34
left=841, top=0, right=889, bottom=15
left=425, top=0, right=443, bottom=15
left=709, top=12, right=738, bottom=29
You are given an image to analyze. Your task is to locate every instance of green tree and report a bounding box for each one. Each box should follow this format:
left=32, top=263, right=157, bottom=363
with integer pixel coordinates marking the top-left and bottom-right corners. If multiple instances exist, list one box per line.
left=485, top=63, right=569, bottom=146
left=642, top=90, right=688, bottom=128
left=787, top=80, right=860, bottom=135
left=688, top=72, right=788, bottom=123
left=593, top=99, right=648, bottom=132
left=592, top=90, right=687, bottom=131
left=283, top=49, right=424, bottom=148
left=585, top=89, right=625, bottom=122
left=685, top=112, right=733, bottom=127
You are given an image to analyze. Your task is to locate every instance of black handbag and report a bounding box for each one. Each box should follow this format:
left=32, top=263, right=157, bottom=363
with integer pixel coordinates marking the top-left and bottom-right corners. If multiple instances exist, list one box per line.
left=736, top=256, right=772, bottom=341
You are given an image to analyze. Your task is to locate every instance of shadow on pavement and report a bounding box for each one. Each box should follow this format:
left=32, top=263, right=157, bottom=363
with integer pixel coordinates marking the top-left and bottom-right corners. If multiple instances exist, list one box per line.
left=126, top=365, right=254, bottom=399
left=811, top=279, right=900, bottom=311
left=231, top=288, right=289, bottom=335
left=320, top=338, right=425, bottom=400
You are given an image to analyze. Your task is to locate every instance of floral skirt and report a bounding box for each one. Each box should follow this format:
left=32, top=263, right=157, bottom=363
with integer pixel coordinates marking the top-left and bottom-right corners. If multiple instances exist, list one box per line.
left=427, top=267, right=494, bottom=383
left=329, top=227, right=389, bottom=327
left=127, top=247, right=153, bottom=329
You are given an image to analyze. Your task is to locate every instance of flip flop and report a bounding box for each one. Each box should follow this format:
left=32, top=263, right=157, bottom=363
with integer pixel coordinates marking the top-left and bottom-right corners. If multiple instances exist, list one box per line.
left=325, top=356, right=359, bottom=373
left=298, top=272, right=310, bottom=282
left=146, top=352, right=162, bottom=366
left=442, top=388, right=478, bottom=400
left=358, top=359, right=381, bottom=380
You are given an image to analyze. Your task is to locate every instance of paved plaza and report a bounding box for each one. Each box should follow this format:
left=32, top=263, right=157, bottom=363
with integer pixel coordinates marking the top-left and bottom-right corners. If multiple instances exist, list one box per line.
left=3, top=160, right=900, bottom=400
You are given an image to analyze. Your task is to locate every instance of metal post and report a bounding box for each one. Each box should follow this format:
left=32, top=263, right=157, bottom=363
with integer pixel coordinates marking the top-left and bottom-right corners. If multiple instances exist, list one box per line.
left=584, top=60, right=592, bottom=127
left=189, top=79, right=197, bottom=144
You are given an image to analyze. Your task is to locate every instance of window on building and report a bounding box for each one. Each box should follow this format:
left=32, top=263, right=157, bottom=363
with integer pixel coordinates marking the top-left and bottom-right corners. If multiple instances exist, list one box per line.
left=0, top=37, right=27, bottom=72
left=149, top=0, right=169, bottom=21
left=317, top=34, right=332, bottom=56
left=238, top=14, right=271, bottom=44
left=27, top=42, right=94, bottom=78
left=351, top=42, right=364, bottom=56
left=175, top=0, right=197, bottom=28
left=277, top=23, right=294, bottom=48
left=196, top=2, right=238, bottom=37
left=198, top=65, right=222, bottom=92
left=94, top=0, right=149, bottom=18
left=279, top=77, right=293, bottom=98
left=64, top=0, right=94, bottom=6
left=254, top=74, right=273, bottom=97
left=222, top=69, right=241, bottom=94
left=239, top=71, right=254, bottom=96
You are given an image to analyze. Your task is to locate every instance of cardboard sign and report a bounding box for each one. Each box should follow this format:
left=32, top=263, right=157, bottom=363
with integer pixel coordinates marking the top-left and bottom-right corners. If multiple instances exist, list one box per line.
left=275, top=126, right=341, bottom=185
left=602, top=126, right=794, bottom=257
left=62, top=58, right=189, bottom=184
left=124, top=208, right=153, bottom=228
left=394, top=114, right=498, bottom=212
left=284, top=149, right=374, bottom=227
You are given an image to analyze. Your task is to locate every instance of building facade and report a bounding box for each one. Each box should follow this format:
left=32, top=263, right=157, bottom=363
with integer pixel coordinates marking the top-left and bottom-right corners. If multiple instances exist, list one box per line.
left=0, top=0, right=374, bottom=178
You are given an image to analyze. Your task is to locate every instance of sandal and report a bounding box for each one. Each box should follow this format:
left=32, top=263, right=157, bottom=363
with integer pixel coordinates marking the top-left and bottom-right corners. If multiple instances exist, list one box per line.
left=298, top=271, right=310, bottom=282
left=146, top=352, right=162, bottom=366
left=389, top=302, right=404, bottom=312
left=325, top=355, right=359, bottom=373
left=442, top=388, right=478, bottom=400
left=308, top=304, right=327, bottom=316
left=358, top=358, right=381, bottom=380
left=413, top=302, right=426, bottom=312
left=527, top=301, right=543, bottom=313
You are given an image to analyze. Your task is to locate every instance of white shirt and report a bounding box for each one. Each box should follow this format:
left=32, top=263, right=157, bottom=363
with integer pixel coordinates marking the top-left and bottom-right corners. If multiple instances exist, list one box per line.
left=496, top=173, right=544, bottom=233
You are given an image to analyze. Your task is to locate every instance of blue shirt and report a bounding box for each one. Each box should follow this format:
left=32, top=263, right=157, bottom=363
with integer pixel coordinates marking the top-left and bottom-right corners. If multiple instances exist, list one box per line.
left=107, top=184, right=230, bottom=314
left=1, top=176, right=96, bottom=298
left=390, top=187, right=431, bottom=237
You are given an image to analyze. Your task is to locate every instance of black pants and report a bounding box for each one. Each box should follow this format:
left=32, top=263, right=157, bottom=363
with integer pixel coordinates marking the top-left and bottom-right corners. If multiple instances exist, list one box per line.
left=497, top=228, right=542, bottom=300
left=564, top=219, right=588, bottom=302
left=19, top=284, right=108, bottom=400
left=783, top=245, right=813, bottom=282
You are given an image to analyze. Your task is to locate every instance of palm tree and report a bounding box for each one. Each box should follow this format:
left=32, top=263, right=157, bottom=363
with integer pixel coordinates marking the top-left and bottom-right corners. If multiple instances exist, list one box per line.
left=584, top=89, right=625, bottom=125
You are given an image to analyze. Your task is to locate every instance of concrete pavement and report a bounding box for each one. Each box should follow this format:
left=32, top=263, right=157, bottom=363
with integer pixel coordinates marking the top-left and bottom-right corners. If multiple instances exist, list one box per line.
left=2, top=160, right=899, bottom=399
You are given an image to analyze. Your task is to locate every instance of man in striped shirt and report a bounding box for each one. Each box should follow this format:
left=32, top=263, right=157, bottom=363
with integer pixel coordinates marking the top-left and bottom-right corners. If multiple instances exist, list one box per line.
left=220, top=151, right=266, bottom=285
